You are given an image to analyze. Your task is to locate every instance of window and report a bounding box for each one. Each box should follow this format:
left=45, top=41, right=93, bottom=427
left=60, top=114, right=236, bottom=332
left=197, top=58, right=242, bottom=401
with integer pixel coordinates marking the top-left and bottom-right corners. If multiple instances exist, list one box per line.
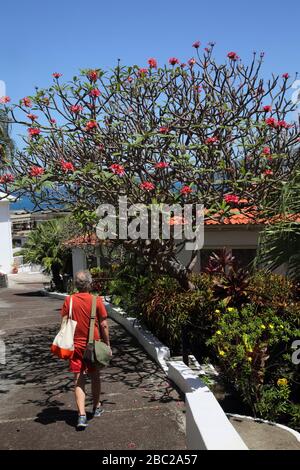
left=232, top=249, right=257, bottom=270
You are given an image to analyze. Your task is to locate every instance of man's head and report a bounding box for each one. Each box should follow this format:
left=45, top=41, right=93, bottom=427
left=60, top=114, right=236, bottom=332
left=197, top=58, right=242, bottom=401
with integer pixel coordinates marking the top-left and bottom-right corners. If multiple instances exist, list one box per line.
left=74, top=270, right=92, bottom=292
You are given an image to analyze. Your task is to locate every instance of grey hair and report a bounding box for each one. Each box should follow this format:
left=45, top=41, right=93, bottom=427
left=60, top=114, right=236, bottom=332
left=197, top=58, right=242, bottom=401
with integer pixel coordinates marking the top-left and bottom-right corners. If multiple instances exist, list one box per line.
left=74, top=270, right=92, bottom=292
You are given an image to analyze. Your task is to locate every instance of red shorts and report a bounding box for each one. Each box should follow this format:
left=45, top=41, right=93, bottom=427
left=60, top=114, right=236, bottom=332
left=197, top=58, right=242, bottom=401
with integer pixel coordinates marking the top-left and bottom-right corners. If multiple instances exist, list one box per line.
left=69, top=348, right=96, bottom=374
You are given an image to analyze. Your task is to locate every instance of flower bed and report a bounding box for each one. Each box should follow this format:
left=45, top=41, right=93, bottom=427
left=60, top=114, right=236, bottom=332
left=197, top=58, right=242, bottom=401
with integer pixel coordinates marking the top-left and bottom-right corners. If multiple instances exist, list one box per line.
left=107, top=259, right=300, bottom=431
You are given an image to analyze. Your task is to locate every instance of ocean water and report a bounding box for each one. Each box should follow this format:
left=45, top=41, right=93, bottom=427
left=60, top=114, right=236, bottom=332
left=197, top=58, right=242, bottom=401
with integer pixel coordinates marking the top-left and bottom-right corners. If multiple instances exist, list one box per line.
left=10, top=195, right=66, bottom=212
left=10, top=196, right=35, bottom=211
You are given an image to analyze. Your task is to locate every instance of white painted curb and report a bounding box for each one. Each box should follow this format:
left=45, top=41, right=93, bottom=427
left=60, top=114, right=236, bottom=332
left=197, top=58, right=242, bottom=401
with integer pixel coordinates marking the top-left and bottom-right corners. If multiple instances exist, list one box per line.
left=41, top=291, right=67, bottom=300
left=186, top=391, right=248, bottom=450
left=168, top=360, right=248, bottom=450
left=168, top=361, right=210, bottom=394
left=104, top=302, right=170, bottom=372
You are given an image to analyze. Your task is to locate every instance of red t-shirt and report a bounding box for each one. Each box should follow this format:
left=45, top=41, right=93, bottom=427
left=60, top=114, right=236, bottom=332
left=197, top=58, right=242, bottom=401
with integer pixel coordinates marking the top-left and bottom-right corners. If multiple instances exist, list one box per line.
left=61, top=293, right=107, bottom=350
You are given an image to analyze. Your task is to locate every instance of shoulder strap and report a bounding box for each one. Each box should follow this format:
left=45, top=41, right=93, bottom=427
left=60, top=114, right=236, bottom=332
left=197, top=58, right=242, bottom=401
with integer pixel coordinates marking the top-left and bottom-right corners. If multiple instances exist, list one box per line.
left=68, top=296, right=73, bottom=319
left=88, top=295, right=97, bottom=344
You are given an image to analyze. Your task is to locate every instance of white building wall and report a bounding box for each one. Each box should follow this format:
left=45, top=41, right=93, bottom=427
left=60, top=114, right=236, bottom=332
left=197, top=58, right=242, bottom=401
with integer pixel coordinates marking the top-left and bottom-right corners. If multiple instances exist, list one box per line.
left=72, top=247, right=87, bottom=278
left=0, top=201, right=14, bottom=274
left=203, top=227, right=261, bottom=248
left=176, top=227, right=261, bottom=270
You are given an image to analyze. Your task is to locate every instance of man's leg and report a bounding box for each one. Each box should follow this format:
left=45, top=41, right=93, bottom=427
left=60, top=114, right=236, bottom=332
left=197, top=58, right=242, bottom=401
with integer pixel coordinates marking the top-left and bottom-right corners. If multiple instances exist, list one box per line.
left=74, top=372, right=86, bottom=416
left=90, top=368, right=101, bottom=410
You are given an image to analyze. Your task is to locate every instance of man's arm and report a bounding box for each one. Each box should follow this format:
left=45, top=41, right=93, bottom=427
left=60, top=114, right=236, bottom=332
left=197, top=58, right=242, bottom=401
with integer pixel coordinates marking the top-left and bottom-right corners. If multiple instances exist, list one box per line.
left=100, top=319, right=111, bottom=352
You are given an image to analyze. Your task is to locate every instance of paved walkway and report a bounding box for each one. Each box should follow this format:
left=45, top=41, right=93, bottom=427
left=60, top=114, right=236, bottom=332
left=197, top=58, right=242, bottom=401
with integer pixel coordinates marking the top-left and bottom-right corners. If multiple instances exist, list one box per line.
left=0, top=276, right=186, bottom=450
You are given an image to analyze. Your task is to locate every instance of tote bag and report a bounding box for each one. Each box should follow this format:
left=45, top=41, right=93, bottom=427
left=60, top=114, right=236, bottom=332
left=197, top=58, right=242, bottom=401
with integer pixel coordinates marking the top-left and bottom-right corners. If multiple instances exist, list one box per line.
left=83, top=295, right=112, bottom=368
left=51, top=296, right=77, bottom=359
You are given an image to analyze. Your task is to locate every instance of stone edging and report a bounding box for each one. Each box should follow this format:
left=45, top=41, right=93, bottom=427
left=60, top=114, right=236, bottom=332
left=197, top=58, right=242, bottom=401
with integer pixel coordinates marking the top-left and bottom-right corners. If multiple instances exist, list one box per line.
left=104, top=302, right=170, bottom=372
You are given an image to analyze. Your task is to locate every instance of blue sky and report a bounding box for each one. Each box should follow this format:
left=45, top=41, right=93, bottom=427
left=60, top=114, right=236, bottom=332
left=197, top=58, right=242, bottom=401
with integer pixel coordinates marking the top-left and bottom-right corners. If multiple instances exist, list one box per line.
left=1, top=0, right=299, bottom=100
left=1, top=0, right=300, bottom=143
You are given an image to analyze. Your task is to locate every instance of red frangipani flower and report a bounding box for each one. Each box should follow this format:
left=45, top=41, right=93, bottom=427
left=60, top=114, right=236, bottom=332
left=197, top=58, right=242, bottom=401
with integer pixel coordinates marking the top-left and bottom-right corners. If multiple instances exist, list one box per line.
left=264, top=169, right=273, bottom=176
left=52, top=72, right=62, bottom=78
left=263, top=105, right=272, bottom=112
left=224, top=194, right=240, bottom=204
left=85, top=120, right=98, bottom=131
left=27, top=114, right=38, bottom=121
left=60, top=160, right=75, bottom=173
left=278, top=120, right=290, bottom=129
left=188, top=58, right=196, bottom=67
left=22, top=97, right=32, bottom=107
left=29, top=166, right=44, bottom=177
left=89, top=88, right=101, bottom=98
left=87, top=70, right=98, bottom=82
left=110, top=164, right=125, bottom=176
left=169, top=57, right=179, bottom=66
left=262, top=146, right=271, bottom=155
left=282, top=73, right=289, bottom=79
left=138, top=68, right=148, bottom=77
left=155, top=162, right=169, bottom=169
left=227, top=51, right=239, bottom=61
left=148, top=58, right=157, bottom=68
left=28, top=127, right=41, bottom=136
left=205, top=136, right=219, bottom=145
left=0, top=96, right=11, bottom=104
left=180, top=185, right=193, bottom=195
left=140, top=181, right=155, bottom=191
left=192, top=41, right=200, bottom=49
left=0, top=173, right=14, bottom=184
left=50, top=118, right=56, bottom=124
left=70, top=104, right=83, bottom=114
left=265, top=117, right=279, bottom=128
left=159, top=126, right=170, bottom=134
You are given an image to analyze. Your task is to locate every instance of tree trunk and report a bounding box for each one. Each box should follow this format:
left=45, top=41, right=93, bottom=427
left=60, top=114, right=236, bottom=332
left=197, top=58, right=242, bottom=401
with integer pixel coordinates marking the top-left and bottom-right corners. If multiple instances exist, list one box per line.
left=162, top=257, right=196, bottom=291
left=51, top=263, right=63, bottom=292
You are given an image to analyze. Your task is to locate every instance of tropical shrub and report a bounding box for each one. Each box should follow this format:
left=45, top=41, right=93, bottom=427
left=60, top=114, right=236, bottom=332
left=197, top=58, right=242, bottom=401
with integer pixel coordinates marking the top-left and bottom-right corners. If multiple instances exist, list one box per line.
left=256, top=170, right=300, bottom=281
left=204, top=248, right=252, bottom=307
left=208, top=303, right=300, bottom=428
left=139, top=273, right=216, bottom=353
left=20, top=218, right=72, bottom=291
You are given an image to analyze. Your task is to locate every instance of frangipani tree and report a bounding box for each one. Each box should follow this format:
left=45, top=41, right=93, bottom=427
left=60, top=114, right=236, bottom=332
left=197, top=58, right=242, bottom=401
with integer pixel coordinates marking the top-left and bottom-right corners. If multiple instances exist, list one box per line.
left=1, top=42, right=299, bottom=288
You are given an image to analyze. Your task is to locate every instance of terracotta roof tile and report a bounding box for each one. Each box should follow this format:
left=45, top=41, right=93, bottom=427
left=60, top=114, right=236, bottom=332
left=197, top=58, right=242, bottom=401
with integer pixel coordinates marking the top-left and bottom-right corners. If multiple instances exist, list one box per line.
left=64, top=209, right=300, bottom=246
left=64, top=233, right=101, bottom=247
